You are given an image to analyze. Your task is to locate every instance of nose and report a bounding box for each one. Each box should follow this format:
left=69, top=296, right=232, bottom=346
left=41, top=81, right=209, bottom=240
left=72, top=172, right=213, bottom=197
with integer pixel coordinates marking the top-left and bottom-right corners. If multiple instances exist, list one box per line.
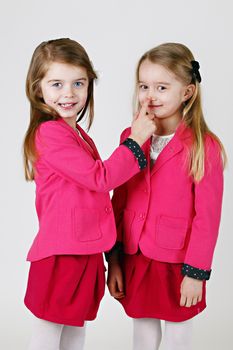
left=63, top=85, right=75, bottom=98
left=147, top=87, right=156, bottom=101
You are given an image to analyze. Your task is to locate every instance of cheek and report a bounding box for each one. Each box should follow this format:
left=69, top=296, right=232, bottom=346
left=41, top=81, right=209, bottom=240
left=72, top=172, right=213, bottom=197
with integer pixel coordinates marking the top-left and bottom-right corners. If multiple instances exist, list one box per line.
left=47, top=99, right=57, bottom=105
left=138, top=91, right=147, bottom=106
left=43, top=94, right=57, bottom=105
left=162, top=93, right=175, bottom=105
left=79, top=89, right=89, bottom=103
left=41, top=88, right=52, bottom=102
left=42, top=88, right=60, bottom=105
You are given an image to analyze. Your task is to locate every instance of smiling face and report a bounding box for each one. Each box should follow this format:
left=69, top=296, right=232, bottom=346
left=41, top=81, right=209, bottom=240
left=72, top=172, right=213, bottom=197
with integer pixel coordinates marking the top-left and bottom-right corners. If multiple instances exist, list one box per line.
left=40, top=62, right=89, bottom=128
left=138, top=59, right=194, bottom=133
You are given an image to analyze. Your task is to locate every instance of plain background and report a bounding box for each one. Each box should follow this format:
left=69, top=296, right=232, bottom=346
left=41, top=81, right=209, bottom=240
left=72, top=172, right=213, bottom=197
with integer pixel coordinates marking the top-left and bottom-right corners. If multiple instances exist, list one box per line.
left=0, top=0, right=232, bottom=349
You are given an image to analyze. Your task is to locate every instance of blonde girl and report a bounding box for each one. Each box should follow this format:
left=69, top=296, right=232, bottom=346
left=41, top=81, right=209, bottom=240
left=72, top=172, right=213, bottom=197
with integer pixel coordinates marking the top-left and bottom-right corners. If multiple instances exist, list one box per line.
left=107, top=43, right=225, bottom=350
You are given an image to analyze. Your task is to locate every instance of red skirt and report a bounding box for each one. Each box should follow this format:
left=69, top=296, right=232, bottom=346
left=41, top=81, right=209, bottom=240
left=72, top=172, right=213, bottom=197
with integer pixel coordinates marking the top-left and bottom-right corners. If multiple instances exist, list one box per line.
left=119, top=252, right=206, bottom=322
left=24, top=254, right=105, bottom=326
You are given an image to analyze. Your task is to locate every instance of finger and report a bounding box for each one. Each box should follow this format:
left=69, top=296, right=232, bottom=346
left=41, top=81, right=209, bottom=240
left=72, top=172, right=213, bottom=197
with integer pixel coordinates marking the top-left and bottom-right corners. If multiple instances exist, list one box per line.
left=137, top=98, right=150, bottom=119
left=185, top=297, right=192, bottom=308
left=107, top=281, right=118, bottom=296
left=147, top=112, right=156, bottom=120
left=192, top=297, right=198, bottom=306
left=108, top=277, right=125, bottom=297
left=110, top=290, right=123, bottom=298
left=114, top=291, right=125, bottom=299
left=116, top=276, right=124, bottom=293
left=133, top=111, right=139, bottom=121
left=180, top=294, right=187, bottom=307
left=197, top=294, right=202, bottom=302
left=112, top=291, right=124, bottom=298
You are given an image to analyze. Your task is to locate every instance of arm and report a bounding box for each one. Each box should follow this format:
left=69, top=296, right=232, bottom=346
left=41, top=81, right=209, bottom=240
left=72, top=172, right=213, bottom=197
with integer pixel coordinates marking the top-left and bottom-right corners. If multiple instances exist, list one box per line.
left=106, top=184, right=126, bottom=299
left=180, top=136, right=224, bottom=307
left=36, top=122, right=147, bottom=193
left=36, top=100, right=155, bottom=193
left=106, top=132, right=129, bottom=299
left=106, top=128, right=129, bottom=252
left=183, top=136, right=224, bottom=272
left=107, top=249, right=125, bottom=299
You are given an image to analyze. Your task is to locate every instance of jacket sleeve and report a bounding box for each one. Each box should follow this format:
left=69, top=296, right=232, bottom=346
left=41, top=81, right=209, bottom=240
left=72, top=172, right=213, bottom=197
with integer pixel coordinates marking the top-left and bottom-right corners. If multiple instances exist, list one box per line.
left=35, top=122, right=145, bottom=193
left=104, top=131, right=130, bottom=261
left=111, top=129, right=131, bottom=242
left=183, top=136, right=224, bottom=271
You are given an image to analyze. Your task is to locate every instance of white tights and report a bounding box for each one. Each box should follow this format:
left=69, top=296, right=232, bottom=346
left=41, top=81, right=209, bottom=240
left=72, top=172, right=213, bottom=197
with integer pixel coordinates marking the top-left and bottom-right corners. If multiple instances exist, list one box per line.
left=28, top=318, right=86, bottom=350
left=133, top=318, right=193, bottom=350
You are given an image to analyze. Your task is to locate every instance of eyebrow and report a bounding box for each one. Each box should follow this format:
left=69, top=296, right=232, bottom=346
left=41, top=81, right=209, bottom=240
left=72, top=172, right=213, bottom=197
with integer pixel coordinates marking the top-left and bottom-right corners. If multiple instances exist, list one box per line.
left=157, top=82, right=171, bottom=85
left=138, top=81, right=171, bottom=86
left=47, top=78, right=87, bottom=83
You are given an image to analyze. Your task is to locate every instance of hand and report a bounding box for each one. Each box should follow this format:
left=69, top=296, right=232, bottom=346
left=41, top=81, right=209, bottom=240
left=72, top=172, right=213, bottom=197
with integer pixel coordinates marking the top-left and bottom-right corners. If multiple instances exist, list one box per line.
left=107, top=259, right=125, bottom=299
left=129, top=98, right=156, bottom=146
left=180, top=275, right=203, bottom=307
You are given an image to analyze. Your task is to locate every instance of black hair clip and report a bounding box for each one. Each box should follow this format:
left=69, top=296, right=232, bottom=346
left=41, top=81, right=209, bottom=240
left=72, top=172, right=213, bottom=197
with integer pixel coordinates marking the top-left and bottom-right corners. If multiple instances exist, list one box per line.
left=191, top=60, right=202, bottom=83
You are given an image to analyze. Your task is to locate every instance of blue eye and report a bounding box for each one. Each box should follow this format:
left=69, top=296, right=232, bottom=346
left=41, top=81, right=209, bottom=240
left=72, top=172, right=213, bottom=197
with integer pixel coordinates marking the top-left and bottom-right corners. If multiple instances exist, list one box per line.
left=74, top=81, right=83, bottom=87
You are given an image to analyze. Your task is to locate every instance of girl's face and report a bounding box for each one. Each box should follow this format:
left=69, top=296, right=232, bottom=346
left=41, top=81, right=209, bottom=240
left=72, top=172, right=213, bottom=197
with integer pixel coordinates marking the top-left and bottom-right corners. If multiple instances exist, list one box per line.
left=138, top=59, right=194, bottom=124
left=40, top=62, right=89, bottom=126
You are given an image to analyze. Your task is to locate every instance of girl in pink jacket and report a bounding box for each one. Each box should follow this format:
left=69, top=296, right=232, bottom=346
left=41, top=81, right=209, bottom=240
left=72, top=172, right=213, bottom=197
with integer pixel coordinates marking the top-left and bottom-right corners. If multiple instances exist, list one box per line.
left=23, top=38, right=156, bottom=350
left=107, top=43, right=226, bottom=350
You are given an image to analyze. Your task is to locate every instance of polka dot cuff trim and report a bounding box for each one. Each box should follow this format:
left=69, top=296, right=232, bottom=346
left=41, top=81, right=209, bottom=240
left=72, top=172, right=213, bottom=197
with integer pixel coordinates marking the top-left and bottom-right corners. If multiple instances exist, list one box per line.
left=182, top=263, right=211, bottom=280
left=122, top=138, right=147, bottom=170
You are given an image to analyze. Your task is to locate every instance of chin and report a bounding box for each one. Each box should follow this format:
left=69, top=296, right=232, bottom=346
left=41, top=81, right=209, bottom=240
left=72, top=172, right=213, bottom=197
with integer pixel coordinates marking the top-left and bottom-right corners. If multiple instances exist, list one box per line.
left=154, top=114, right=165, bottom=119
left=60, top=114, right=77, bottom=119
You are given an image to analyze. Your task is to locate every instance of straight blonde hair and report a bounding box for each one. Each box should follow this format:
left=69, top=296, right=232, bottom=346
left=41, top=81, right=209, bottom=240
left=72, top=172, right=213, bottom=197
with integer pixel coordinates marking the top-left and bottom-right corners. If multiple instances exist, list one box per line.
left=23, top=38, right=97, bottom=181
left=134, top=43, right=226, bottom=182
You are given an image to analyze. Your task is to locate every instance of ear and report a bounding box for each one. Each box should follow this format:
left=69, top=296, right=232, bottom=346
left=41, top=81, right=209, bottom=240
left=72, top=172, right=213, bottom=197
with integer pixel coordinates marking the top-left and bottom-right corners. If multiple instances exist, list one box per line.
left=183, top=84, right=195, bottom=102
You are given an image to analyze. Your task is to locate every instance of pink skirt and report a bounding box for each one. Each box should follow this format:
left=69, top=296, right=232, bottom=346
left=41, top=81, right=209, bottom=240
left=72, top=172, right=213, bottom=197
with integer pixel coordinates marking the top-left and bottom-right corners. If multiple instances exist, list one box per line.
left=119, top=252, right=206, bottom=322
left=24, top=254, right=105, bottom=326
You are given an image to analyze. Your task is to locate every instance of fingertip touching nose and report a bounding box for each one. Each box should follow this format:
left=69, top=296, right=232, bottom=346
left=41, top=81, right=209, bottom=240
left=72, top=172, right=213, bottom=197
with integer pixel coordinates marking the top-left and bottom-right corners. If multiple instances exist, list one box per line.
left=147, top=89, right=157, bottom=101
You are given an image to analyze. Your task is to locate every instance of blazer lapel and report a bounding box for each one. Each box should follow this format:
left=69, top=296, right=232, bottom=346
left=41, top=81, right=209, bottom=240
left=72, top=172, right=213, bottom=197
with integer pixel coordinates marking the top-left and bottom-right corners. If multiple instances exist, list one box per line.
left=150, top=121, right=192, bottom=176
left=150, top=134, right=184, bottom=176
left=141, top=138, right=151, bottom=186
left=76, top=124, right=101, bottom=160
left=56, top=118, right=100, bottom=160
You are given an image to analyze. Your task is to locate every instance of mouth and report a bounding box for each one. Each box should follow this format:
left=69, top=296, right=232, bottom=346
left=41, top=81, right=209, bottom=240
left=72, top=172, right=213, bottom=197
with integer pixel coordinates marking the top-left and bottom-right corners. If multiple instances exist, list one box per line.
left=148, top=104, right=162, bottom=108
left=58, top=102, right=77, bottom=110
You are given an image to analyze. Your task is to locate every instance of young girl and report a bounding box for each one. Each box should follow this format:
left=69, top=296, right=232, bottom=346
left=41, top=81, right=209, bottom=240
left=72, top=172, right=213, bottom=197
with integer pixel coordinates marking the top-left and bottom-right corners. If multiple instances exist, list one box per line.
left=23, top=38, right=156, bottom=350
left=107, top=43, right=226, bottom=350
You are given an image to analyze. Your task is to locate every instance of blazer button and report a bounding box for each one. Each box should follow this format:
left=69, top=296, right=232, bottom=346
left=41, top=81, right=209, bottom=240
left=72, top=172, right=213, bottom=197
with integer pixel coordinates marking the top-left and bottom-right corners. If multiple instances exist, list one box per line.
left=139, top=213, right=146, bottom=220
left=105, top=207, right=112, bottom=214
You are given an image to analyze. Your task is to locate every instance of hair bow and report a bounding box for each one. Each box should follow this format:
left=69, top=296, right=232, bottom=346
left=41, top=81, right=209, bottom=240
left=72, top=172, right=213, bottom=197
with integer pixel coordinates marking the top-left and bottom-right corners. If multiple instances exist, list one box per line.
left=191, top=60, right=202, bottom=83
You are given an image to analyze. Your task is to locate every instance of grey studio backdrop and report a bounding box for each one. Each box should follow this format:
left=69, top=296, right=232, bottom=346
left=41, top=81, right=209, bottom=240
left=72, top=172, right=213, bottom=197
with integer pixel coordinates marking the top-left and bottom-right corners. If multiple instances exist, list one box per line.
left=0, top=1, right=232, bottom=349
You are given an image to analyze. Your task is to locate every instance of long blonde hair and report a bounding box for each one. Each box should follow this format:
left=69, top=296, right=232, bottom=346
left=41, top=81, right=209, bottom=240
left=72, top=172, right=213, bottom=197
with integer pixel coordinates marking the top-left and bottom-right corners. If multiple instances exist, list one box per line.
left=134, top=43, right=226, bottom=182
left=23, top=38, right=97, bottom=181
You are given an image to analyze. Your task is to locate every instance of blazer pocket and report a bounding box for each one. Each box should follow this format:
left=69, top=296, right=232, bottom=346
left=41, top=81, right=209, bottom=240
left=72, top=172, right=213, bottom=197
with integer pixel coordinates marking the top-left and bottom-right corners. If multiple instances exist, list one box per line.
left=155, top=215, right=188, bottom=250
left=123, top=209, right=135, bottom=243
left=72, top=208, right=103, bottom=242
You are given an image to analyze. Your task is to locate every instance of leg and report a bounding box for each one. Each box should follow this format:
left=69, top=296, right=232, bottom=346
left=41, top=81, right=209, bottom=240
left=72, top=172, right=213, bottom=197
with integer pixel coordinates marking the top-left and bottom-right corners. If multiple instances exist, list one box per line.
left=28, top=317, right=63, bottom=350
left=133, top=318, right=162, bottom=350
left=164, top=319, right=193, bottom=350
left=60, top=323, right=86, bottom=350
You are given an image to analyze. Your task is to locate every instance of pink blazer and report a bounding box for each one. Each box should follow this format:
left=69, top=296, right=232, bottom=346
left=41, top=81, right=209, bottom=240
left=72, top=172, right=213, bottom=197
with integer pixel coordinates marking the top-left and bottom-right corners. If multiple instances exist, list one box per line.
left=112, top=122, right=224, bottom=270
left=27, top=118, right=142, bottom=261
